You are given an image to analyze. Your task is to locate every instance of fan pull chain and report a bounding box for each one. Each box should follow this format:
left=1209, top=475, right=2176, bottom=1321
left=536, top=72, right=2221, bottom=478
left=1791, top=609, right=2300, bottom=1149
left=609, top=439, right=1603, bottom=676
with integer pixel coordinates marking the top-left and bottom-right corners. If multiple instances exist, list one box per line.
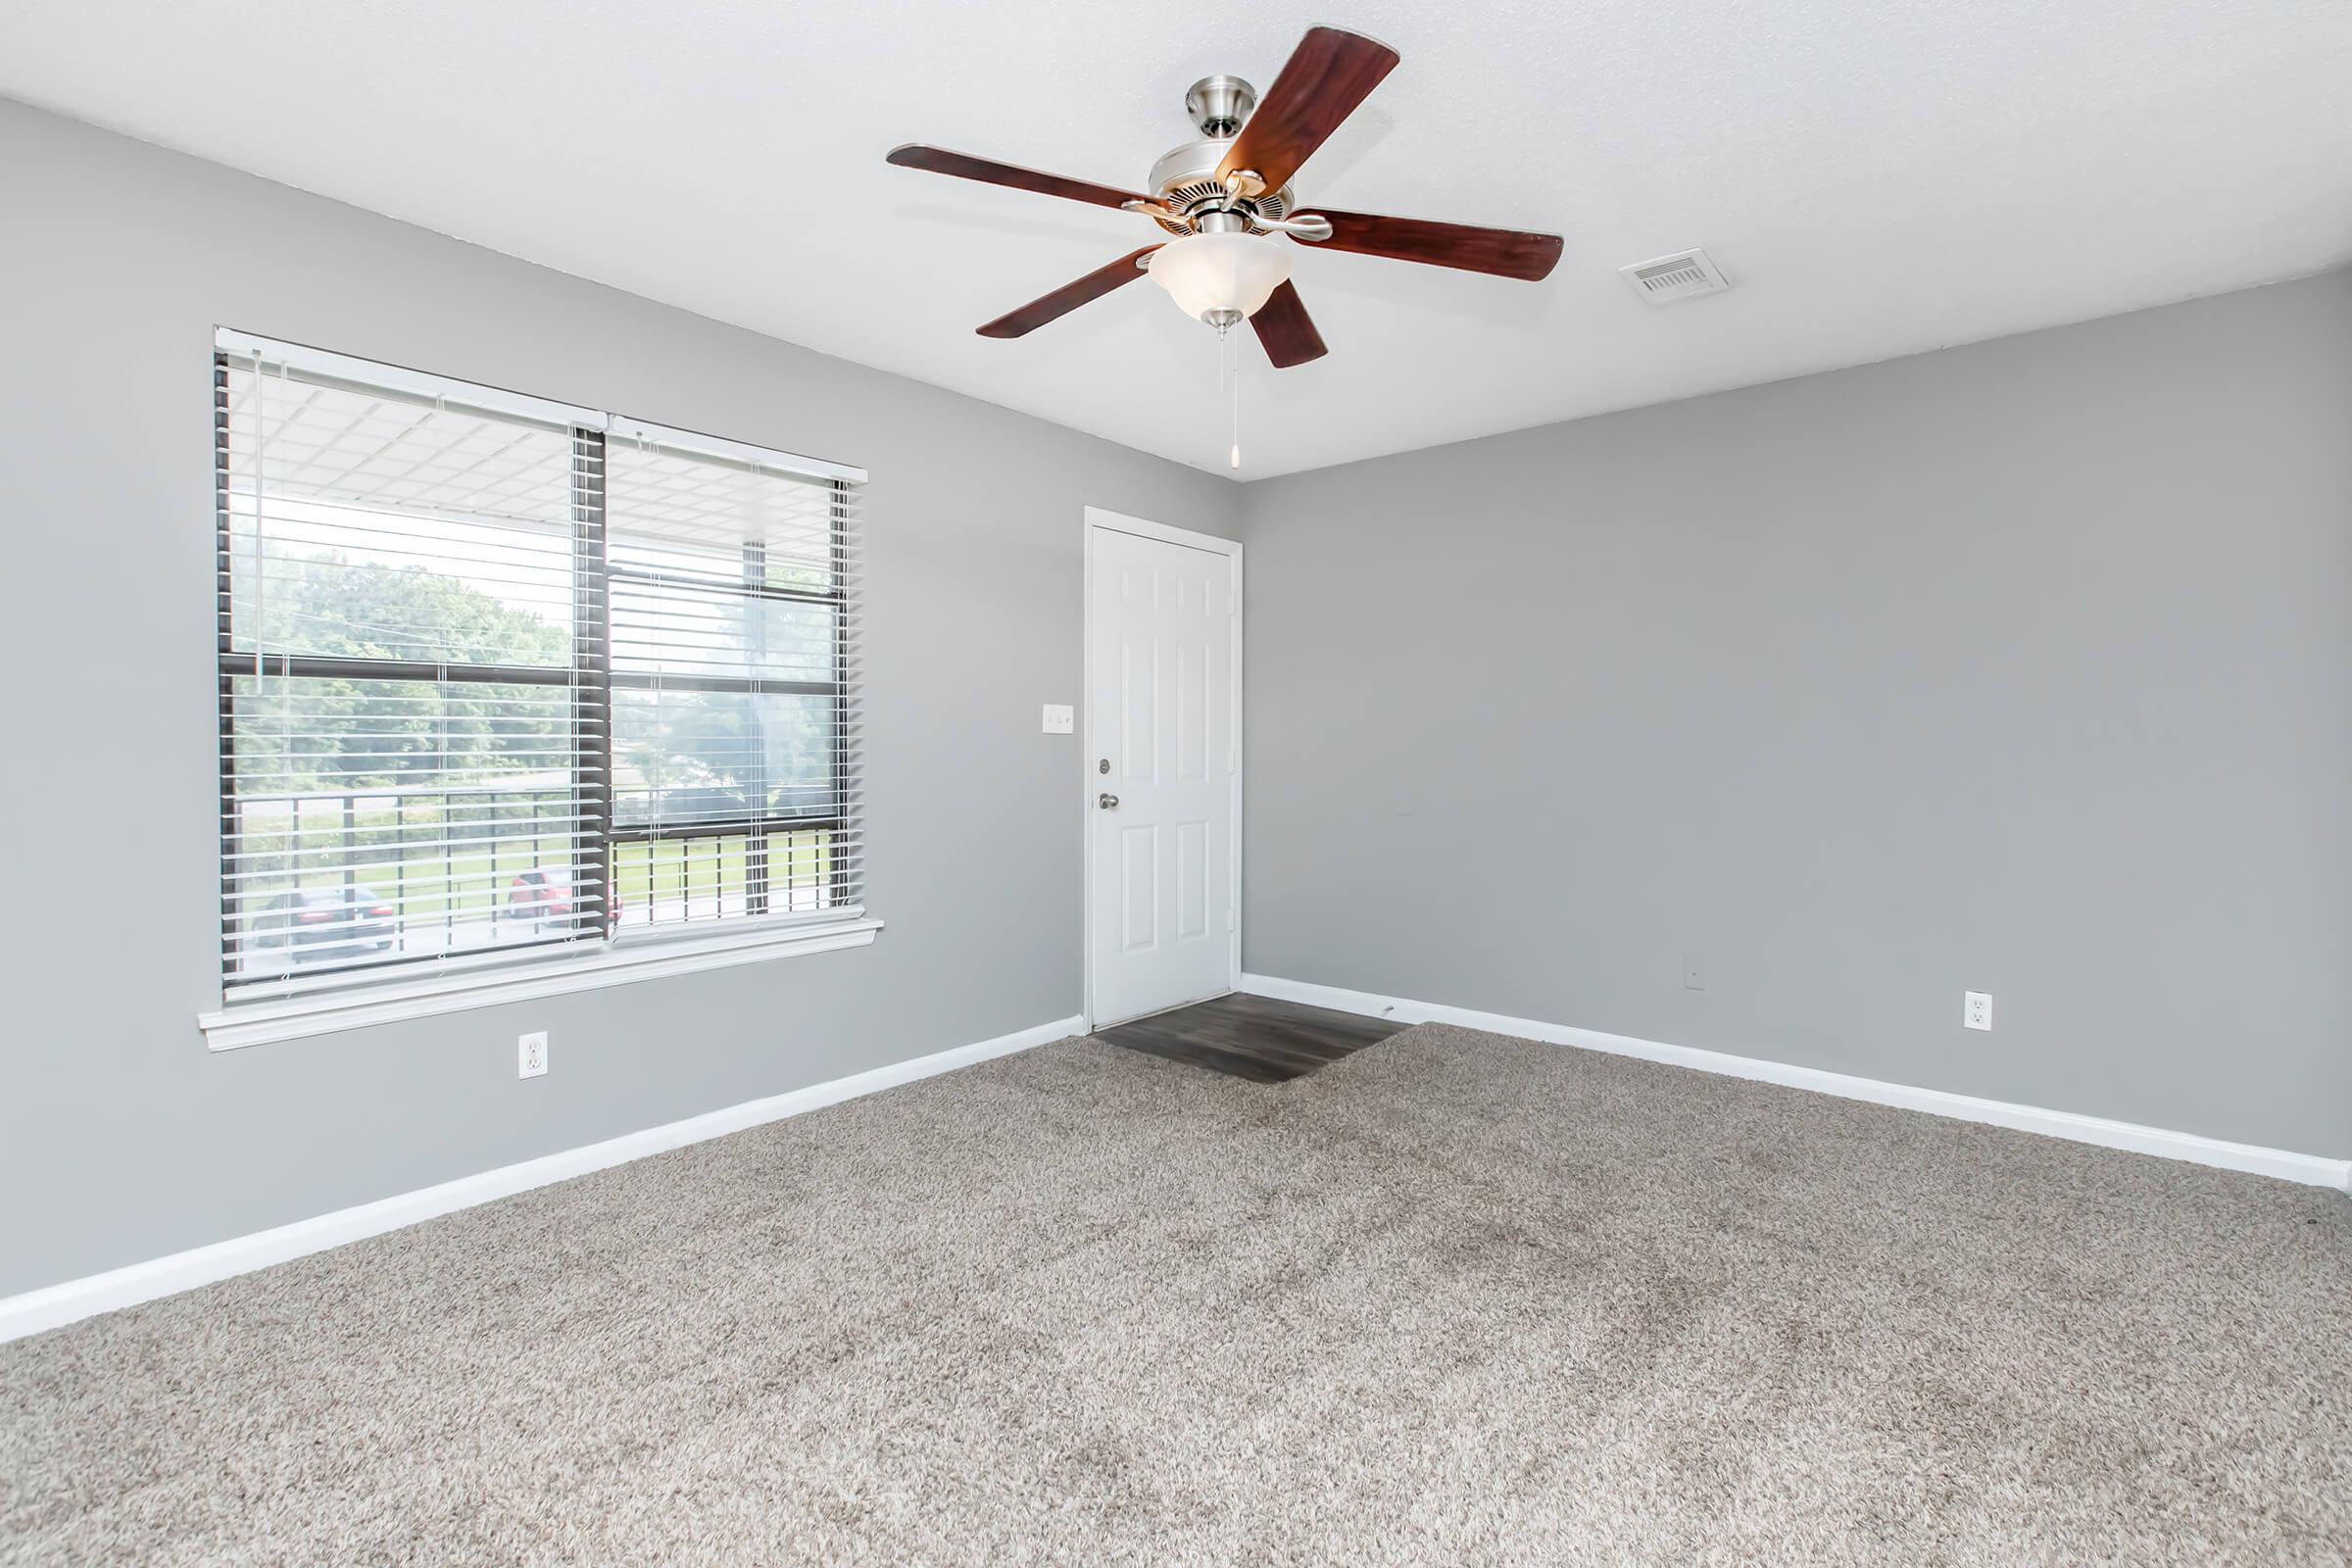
left=1226, top=324, right=1242, bottom=470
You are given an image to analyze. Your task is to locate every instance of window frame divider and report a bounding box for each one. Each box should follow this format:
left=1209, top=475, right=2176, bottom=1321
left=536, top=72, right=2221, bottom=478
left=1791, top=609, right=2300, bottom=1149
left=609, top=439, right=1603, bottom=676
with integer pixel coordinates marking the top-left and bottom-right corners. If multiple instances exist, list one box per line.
left=571, top=423, right=613, bottom=945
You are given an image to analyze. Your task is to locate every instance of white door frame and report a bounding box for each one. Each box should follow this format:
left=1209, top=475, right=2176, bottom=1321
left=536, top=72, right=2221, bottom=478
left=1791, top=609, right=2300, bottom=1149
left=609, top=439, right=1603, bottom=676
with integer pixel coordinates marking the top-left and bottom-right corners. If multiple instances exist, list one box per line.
left=1081, top=506, right=1244, bottom=1032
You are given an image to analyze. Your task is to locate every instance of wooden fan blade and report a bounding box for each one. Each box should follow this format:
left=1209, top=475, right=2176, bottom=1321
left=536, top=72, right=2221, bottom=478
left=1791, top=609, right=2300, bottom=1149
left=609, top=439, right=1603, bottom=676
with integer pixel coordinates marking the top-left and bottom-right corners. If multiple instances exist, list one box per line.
left=978, top=247, right=1162, bottom=338
left=1309, top=209, right=1563, bottom=280
left=887, top=144, right=1161, bottom=212
left=1215, top=27, right=1399, bottom=195
left=1250, top=280, right=1328, bottom=368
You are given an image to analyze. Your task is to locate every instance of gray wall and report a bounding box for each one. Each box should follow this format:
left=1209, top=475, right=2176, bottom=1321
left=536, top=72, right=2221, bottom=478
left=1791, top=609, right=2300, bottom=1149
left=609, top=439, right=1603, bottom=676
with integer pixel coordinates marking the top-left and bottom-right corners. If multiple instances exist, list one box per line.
left=1240, top=272, right=2352, bottom=1158
left=0, top=99, right=1239, bottom=1297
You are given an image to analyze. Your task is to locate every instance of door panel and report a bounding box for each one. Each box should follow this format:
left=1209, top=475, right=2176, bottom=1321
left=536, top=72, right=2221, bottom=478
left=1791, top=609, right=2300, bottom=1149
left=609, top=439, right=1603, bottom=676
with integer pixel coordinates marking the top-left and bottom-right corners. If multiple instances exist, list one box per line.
left=1176, top=641, right=1205, bottom=781
left=1121, top=824, right=1157, bottom=952
left=1089, top=523, right=1236, bottom=1026
left=1176, top=819, right=1208, bottom=939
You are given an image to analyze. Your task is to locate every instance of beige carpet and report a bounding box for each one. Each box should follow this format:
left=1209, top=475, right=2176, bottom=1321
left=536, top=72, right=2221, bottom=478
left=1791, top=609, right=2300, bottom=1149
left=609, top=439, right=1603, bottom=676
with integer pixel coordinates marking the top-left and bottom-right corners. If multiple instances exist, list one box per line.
left=3, top=1024, right=2348, bottom=1564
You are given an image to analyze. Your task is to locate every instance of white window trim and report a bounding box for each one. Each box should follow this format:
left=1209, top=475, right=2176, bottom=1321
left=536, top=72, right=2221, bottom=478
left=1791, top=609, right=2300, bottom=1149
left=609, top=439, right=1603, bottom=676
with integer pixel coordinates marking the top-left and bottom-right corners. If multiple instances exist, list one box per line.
left=199, top=913, right=883, bottom=1052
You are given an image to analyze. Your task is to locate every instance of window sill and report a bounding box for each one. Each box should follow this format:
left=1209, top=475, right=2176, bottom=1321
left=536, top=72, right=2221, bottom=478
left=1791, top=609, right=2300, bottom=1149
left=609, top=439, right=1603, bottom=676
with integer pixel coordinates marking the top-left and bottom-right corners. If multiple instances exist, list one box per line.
left=197, top=914, right=884, bottom=1052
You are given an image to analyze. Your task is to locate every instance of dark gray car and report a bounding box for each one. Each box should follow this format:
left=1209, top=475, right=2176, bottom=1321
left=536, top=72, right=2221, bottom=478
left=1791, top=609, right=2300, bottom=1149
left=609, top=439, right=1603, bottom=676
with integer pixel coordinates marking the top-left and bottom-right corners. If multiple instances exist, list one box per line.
left=252, top=885, right=398, bottom=963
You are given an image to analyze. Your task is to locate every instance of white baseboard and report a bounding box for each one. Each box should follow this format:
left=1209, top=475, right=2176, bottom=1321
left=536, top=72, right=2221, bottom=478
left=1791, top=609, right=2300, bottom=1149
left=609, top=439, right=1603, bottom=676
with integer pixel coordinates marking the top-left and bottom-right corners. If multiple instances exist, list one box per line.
left=0, top=1014, right=1085, bottom=1345
left=1241, top=973, right=2352, bottom=1194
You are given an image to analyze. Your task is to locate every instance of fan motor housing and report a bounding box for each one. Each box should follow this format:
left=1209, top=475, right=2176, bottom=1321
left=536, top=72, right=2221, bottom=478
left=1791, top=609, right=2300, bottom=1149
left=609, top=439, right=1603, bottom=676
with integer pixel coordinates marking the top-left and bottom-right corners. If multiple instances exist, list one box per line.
left=1146, top=139, right=1297, bottom=237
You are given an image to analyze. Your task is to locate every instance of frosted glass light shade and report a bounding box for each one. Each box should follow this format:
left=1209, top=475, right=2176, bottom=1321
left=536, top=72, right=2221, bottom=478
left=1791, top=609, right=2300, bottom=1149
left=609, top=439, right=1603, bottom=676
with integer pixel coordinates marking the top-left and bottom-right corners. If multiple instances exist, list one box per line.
left=1146, top=232, right=1294, bottom=323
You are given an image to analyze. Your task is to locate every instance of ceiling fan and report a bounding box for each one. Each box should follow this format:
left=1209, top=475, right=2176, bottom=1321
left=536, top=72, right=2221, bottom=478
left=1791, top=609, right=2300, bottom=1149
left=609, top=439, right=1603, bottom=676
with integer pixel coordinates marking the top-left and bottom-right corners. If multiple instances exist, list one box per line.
left=886, top=25, right=1563, bottom=369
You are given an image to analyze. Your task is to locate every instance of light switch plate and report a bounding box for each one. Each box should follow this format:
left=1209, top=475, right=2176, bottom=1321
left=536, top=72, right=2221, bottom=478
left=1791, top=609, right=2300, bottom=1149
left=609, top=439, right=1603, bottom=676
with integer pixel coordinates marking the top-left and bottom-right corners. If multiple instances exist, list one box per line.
left=1041, top=704, right=1074, bottom=735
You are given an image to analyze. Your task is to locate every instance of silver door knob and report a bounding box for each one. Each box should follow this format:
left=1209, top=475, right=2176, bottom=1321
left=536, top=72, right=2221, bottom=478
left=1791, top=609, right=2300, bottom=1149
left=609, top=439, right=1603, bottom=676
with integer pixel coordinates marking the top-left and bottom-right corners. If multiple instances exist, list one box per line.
left=1098, top=793, right=1120, bottom=809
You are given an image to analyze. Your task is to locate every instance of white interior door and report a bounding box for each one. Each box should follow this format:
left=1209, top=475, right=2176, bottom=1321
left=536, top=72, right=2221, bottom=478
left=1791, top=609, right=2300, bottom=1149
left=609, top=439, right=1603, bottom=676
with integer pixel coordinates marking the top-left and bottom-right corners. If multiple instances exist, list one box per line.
left=1086, top=516, right=1239, bottom=1027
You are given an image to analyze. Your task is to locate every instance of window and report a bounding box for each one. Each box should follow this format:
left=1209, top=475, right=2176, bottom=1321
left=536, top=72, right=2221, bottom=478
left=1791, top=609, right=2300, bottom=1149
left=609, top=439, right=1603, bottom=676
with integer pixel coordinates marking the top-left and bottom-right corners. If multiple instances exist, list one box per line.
left=605, top=426, right=855, bottom=927
left=211, top=332, right=866, bottom=1031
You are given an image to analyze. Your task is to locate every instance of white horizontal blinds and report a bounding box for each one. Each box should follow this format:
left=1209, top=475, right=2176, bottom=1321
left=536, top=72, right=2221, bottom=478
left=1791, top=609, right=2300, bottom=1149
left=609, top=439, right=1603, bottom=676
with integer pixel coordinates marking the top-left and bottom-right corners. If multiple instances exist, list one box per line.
left=604, top=430, right=861, bottom=928
left=217, top=350, right=609, bottom=996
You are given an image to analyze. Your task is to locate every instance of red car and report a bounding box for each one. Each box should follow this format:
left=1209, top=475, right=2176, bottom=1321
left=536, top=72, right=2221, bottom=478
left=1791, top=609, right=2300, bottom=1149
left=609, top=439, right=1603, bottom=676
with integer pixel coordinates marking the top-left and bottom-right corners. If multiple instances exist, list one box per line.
left=504, top=869, right=621, bottom=935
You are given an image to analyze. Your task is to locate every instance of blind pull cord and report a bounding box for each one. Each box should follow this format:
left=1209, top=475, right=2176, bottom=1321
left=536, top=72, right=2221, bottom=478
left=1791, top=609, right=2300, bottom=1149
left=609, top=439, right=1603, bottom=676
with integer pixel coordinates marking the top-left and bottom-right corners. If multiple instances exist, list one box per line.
left=252, top=353, right=270, bottom=678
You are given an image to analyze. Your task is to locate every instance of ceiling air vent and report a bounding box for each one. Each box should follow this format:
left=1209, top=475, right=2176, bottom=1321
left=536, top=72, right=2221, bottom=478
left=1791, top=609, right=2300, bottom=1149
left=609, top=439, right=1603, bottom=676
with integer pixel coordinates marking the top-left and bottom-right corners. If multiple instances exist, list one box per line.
left=1620, top=249, right=1730, bottom=305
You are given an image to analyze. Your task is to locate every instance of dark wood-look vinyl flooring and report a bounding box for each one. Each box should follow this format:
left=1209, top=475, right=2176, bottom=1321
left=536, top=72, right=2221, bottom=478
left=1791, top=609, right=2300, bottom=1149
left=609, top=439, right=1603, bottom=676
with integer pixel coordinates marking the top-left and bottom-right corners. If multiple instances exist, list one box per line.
left=1094, top=991, right=1408, bottom=1083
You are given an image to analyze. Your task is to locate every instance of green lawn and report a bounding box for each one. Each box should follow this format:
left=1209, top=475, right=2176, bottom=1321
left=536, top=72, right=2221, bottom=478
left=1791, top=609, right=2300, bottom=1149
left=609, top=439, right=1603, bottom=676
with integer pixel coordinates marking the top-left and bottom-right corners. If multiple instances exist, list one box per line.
left=251, top=815, right=834, bottom=922
left=611, top=831, right=837, bottom=916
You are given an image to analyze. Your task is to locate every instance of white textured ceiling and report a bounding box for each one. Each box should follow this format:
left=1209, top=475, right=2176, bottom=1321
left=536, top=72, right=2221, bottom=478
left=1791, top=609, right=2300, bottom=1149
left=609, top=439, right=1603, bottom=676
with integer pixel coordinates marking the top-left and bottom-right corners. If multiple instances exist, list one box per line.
left=5, top=0, right=2350, bottom=478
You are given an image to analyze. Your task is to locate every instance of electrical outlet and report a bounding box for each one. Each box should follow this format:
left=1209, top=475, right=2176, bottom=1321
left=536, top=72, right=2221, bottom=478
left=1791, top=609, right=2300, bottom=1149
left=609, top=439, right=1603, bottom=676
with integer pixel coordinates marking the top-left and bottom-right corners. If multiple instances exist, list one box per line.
left=1041, top=704, right=1074, bottom=735
left=1963, top=993, right=1992, bottom=1031
left=1682, top=956, right=1706, bottom=991
left=517, top=1030, right=549, bottom=1078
